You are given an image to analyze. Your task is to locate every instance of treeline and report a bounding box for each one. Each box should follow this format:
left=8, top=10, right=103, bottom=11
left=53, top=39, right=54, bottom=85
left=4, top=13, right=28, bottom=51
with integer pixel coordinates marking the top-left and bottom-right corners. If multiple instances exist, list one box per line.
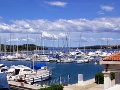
left=74, top=45, right=120, bottom=49
left=0, top=44, right=48, bottom=52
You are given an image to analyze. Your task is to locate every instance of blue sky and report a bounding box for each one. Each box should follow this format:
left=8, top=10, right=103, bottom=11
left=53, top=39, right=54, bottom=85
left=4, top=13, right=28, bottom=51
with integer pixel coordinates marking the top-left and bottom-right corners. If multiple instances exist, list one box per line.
left=0, top=0, right=120, bottom=47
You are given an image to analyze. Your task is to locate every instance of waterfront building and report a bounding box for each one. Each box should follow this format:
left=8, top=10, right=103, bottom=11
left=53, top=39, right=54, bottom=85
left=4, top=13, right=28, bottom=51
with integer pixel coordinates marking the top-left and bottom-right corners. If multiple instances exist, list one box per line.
left=100, top=52, right=120, bottom=89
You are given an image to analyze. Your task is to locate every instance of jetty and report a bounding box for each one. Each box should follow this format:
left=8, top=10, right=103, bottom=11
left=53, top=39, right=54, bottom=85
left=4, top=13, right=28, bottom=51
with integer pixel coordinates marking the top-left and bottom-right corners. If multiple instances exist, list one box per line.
left=8, top=81, right=44, bottom=90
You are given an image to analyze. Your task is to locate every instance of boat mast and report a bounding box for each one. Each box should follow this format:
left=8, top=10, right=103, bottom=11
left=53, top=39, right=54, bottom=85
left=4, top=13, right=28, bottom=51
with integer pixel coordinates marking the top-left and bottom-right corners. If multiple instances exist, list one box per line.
left=100, top=33, right=103, bottom=49
left=52, top=35, right=54, bottom=54
left=36, top=37, right=37, bottom=51
left=4, top=38, right=6, bottom=57
left=57, top=36, right=60, bottom=53
left=17, top=38, right=18, bottom=54
left=79, top=32, right=82, bottom=49
left=40, top=33, right=44, bottom=55
left=10, top=33, right=11, bottom=55
left=42, top=34, right=44, bottom=55
left=27, top=34, right=28, bottom=56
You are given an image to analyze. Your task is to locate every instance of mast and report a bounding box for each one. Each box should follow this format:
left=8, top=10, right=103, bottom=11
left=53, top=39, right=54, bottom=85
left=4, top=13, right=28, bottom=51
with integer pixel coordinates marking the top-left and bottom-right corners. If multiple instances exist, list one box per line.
left=10, top=33, right=11, bottom=55
left=58, top=36, right=60, bottom=53
left=41, top=33, right=44, bottom=55
left=79, top=32, right=82, bottom=49
left=36, top=37, right=37, bottom=51
left=84, top=44, right=86, bottom=53
left=4, top=38, right=6, bottom=57
left=100, top=33, right=103, bottom=49
left=66, top=34, right=69, bottom=55
left=27, top=34, right=28, bottom=56
left=17, top=38, right=19, bottom=53
left=52, top=35, right=54, bottom=54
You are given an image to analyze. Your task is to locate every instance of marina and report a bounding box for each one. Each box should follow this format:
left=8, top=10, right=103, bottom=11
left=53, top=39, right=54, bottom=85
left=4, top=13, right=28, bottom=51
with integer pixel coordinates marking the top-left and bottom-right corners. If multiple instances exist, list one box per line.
left=0, top=0, right=120, bottom=89
left=0, top=45, right=119, bottom=90
left=0, top=57, right=103, bottom=85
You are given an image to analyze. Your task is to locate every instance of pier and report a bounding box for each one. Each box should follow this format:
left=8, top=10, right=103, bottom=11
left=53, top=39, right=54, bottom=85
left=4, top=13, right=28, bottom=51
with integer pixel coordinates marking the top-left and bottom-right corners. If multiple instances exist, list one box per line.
left=8, top=81, right=43, bottom=90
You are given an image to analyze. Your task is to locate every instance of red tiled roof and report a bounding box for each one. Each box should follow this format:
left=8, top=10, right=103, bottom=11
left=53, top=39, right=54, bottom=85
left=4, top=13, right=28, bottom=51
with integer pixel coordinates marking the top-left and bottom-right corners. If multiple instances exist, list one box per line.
left=102, top=52, right=120, bottom=61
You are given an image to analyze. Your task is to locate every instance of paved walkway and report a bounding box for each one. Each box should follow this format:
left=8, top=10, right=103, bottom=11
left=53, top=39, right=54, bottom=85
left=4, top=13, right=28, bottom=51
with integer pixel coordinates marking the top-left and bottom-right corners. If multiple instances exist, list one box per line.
left=64, top=79, right=115, bottom=90
left=64, top=82, right=103, bottom=90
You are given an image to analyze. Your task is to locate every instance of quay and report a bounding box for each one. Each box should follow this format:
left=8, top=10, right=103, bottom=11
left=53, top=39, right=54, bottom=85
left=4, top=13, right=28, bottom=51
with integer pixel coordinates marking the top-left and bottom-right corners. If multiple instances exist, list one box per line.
left=8, top=81, right=43, bottom=90
left=7, top=78, right=115, bottom=90
left=8, top=78, right=100, bottom=90
left=8, top=79, right=102, bottom=90
left=64, top=79, right=115, bottom=90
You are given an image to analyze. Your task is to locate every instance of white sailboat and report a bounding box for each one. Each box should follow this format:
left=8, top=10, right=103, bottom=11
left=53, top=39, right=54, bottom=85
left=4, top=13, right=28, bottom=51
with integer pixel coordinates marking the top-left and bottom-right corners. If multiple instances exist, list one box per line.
left=7, top=63, right=52, bottom=84
left=75, top=54, right=89, bottom=63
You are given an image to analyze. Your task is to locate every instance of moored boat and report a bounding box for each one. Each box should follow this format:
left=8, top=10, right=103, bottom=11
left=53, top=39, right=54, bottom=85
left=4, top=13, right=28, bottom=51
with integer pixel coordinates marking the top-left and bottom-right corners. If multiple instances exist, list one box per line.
left=7, top=63, right=52, bottom=84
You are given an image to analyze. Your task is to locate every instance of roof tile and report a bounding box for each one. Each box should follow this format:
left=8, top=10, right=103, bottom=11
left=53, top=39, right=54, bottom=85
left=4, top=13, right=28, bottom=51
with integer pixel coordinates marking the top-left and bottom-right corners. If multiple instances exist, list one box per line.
left=102, top=52, right=120, bottom=61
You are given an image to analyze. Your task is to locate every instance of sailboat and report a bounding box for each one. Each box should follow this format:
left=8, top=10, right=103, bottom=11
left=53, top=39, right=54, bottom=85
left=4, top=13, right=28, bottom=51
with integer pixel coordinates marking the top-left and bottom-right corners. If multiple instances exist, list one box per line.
left=7, top=62, right=52, bottom=84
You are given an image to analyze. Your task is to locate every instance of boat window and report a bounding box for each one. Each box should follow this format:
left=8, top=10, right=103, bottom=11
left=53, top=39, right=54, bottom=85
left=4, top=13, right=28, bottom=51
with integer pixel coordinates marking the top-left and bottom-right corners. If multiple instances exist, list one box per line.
left=15, top=69, right=20, bottom=75
left=1, top=69, right=7, bottom=72
left=0, top=65, right=5, bottom=68
left=23, top=69, right=31, bottom=71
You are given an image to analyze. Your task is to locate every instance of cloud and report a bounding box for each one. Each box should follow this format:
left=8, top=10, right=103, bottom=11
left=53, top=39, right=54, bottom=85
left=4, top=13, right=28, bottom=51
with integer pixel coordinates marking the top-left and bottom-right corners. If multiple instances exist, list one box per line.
left=116, top=39, right=120, bottom=41
left=81, top=37, right=88, bottom=42
left=97, top=11, right=104, bottom=14
left=41, top=31, right=67, bottom=40
left=0, top=17, right=120, bottom=34
left=89, top=38, right=95, bottom=42
left=11, top=38, right=19, bottom=42
left=101, top=38, right=114, bottom=41
left=58, top=33, right=67, bottom=38
left=72, top=37, right=96, bottom=43
left=41, top=31, right=53, bottom=40
left=22, top=37, right=35, bottom=42
left=7, top=38, right=19, bottom=42
left=101, top=5, right=114, bottom=12
left=45, top=1, right=67, bottom=7
left=0, top=16, right=3, bottom=19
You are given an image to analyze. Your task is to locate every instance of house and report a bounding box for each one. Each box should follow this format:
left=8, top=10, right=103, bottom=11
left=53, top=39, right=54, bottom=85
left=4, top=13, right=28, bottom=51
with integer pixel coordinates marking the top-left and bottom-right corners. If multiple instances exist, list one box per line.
left=100, top=52, right=120, bottom=89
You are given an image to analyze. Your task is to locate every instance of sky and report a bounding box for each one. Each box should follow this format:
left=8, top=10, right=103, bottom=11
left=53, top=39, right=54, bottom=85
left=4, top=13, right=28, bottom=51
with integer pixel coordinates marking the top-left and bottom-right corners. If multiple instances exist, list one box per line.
left=0, top=0, right=120, bottom=47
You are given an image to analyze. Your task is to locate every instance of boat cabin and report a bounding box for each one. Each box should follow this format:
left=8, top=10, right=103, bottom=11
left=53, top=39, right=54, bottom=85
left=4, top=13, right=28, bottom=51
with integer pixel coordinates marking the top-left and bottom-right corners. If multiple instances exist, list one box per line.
left=0, top=64, right=8, bottom=73
left=8, top=65, right=33, bottom=76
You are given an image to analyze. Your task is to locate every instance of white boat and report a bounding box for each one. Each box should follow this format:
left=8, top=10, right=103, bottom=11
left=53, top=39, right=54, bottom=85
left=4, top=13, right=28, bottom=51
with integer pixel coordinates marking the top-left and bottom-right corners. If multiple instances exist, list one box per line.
left=7, top=63, right=52, bottom=84
left=0, top=64, right=8, bottom=73
left=75, top=54, right=89, bottom=63
left=57, top=56, right=74, bottom=63
left=38, top=55, right=49, bottom=62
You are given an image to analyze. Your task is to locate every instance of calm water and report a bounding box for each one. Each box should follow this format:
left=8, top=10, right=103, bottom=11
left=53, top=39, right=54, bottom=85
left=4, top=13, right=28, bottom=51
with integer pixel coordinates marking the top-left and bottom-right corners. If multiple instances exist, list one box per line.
left=0, top=60, right=104, bottom=85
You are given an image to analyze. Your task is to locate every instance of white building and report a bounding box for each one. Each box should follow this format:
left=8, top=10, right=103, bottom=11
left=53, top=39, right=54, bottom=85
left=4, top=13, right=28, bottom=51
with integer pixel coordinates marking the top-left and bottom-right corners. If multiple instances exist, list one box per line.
left=100, top=52, right=120, bottom=89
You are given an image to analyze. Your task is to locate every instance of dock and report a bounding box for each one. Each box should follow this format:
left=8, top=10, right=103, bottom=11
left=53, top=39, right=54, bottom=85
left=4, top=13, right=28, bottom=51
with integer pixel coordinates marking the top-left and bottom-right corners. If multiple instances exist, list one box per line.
left=8, top=81, right=45, bottom=90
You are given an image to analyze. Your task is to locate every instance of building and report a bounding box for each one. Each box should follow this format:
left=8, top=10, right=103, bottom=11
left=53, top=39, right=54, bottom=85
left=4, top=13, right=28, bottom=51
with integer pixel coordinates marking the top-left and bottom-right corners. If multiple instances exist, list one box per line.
left=100, top=52, right=120, bottom=89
